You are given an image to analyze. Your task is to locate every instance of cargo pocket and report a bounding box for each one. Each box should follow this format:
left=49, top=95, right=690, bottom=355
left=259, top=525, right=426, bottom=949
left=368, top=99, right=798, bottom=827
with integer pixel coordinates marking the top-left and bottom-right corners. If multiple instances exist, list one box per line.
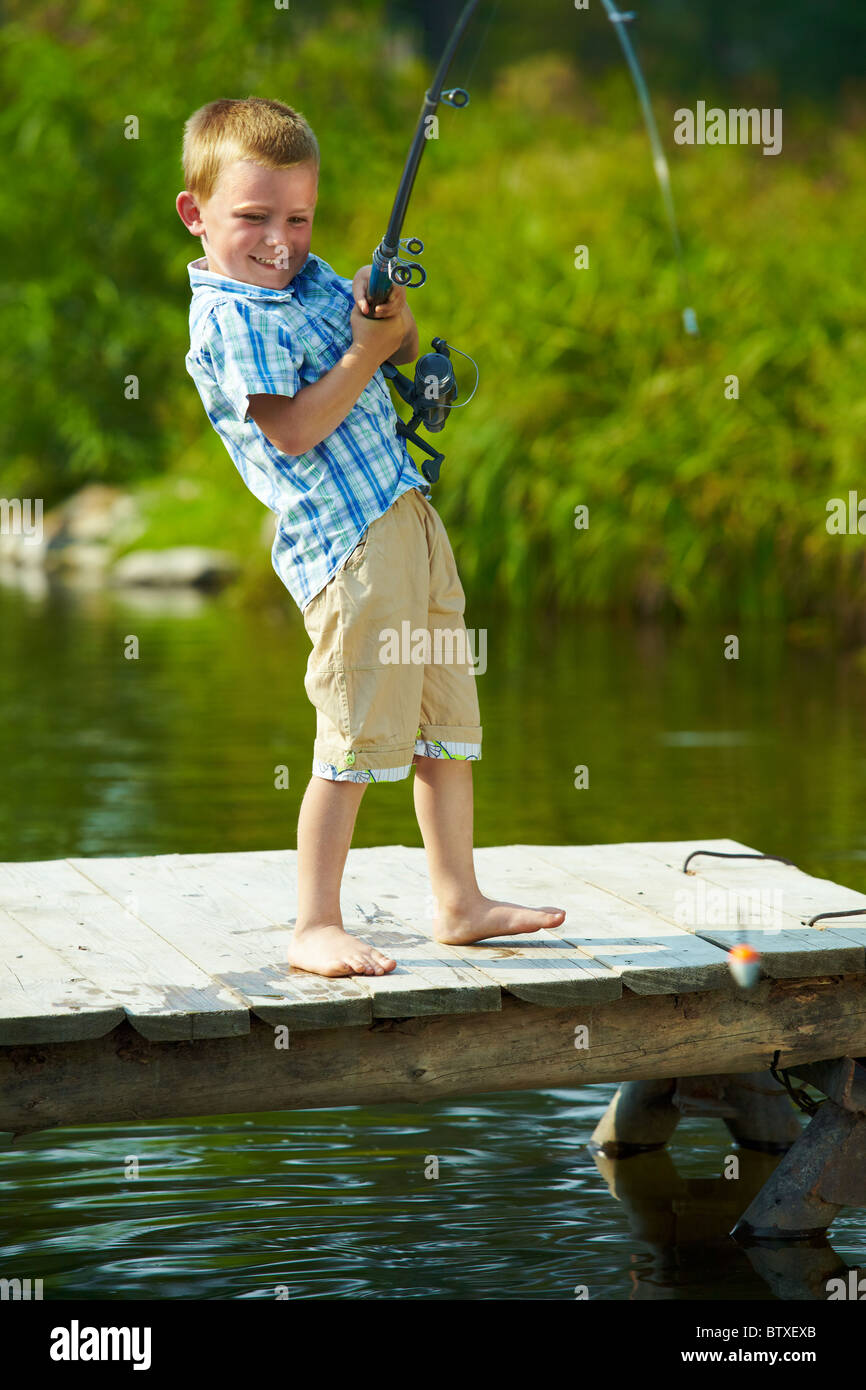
left=341, top=527, right=370, bottom=572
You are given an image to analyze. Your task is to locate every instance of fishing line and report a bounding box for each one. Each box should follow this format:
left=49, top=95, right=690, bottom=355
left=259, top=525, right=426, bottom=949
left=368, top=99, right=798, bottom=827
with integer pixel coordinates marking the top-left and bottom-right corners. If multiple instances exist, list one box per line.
left=455, top=0, right=504, bottom=91
left=599, top=0, right=699, bottom=336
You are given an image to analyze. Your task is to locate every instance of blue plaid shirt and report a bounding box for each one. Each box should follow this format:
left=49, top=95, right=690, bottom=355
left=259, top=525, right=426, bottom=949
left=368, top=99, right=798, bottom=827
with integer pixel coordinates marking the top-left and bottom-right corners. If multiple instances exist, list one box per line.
left=184, top=252, right=429, bottom=610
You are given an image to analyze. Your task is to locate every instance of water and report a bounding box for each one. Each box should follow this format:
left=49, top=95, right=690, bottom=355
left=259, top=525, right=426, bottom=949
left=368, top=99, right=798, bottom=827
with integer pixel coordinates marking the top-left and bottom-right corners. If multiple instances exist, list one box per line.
left=2, top=577, right=865, bottom=1300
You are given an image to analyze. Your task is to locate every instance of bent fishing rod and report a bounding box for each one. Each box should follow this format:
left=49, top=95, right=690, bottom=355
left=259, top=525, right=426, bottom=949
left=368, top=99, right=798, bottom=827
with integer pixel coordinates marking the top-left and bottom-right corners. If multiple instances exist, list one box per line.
left=362, top=0, right=482, bottom=486
left=365, top=0, right=699, bottom=487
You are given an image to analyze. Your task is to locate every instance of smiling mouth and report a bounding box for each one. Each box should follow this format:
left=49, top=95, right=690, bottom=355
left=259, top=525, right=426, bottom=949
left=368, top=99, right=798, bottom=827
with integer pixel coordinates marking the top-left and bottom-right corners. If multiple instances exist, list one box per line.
left=251, top=255, right=285, bottom=267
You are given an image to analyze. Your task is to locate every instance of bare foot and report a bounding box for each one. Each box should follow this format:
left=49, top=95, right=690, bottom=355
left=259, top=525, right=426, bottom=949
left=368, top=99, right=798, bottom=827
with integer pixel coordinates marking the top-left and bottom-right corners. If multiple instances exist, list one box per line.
left=288, top=924, right=397, bottom=978
left=433, top=895, right=566, bottom=946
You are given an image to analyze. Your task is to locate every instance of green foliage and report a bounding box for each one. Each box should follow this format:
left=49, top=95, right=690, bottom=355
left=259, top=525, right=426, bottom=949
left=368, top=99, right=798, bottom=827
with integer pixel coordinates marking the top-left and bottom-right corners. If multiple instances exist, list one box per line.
left=2, top=1, right=865, bottom=622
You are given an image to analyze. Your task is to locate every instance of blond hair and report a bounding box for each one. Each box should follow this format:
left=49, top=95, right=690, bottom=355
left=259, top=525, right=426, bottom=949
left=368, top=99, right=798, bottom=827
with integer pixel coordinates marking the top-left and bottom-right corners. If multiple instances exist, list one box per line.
left=181, top=97, right=320, bottom=202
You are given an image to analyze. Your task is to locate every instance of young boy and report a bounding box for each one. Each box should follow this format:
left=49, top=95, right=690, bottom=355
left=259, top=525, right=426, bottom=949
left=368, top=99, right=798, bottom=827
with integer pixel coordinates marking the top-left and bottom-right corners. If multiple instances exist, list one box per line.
left=176, top=97, right=565, bottom=978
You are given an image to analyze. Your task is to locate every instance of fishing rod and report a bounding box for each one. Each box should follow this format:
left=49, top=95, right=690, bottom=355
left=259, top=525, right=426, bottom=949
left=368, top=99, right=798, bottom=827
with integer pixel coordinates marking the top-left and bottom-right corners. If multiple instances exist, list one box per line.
left=363, top=0, right=483, bottom=485
left=364, top=0, right=699, bottom=484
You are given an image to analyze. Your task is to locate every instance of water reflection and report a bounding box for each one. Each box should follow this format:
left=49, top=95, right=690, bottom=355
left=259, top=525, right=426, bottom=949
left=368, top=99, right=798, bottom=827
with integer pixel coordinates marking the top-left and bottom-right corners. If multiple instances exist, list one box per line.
left=1, top=579, right=865, bottom=1298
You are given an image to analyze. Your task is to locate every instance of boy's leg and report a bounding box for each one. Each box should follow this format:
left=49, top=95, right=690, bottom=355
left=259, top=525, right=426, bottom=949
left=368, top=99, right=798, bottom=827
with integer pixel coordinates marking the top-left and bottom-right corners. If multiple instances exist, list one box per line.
left=289, top=775, right=397, bottom=977
left=412, top=757, right=566, bottom=943
left=410, top=493, right=566, bottom=942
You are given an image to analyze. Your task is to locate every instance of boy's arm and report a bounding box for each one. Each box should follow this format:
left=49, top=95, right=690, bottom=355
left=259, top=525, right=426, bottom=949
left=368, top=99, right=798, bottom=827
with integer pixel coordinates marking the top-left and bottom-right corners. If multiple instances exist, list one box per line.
left=248, top=305, right=407, bottom=457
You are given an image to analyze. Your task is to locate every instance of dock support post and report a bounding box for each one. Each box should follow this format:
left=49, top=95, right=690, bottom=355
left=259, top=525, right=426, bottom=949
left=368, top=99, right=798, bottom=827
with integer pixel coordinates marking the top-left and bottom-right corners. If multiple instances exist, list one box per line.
left=732, top=1056, right=866, bottom=1240
left=716, top=1072, right=804, bottom=1153
left=590, top=1070, right=800, bottom=1158
left=590, top=1078, right=680, bottom=1156
left=732, top=1097, right=866, bottom=1239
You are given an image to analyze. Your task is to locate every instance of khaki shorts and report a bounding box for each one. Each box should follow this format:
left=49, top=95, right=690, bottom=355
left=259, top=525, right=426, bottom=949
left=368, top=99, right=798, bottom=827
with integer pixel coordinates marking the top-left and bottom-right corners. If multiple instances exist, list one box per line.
left=302, top=487, right=482, bottom=781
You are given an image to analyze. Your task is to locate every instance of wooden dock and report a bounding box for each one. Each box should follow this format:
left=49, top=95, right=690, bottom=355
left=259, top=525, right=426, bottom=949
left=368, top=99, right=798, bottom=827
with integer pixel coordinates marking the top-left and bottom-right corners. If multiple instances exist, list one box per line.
left=5, top=835, right=866, bottom=1238
left=0, top=833, right=863, bottom=1035
left=5, top=834, right=866, bottom=1239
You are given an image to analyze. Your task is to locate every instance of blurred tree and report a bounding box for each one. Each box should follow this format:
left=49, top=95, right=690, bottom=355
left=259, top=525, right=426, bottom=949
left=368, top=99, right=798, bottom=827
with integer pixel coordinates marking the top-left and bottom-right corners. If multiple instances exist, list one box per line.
left=1, top=0, right=865, bottom=623
left=384, top=0, right=866, bottom=101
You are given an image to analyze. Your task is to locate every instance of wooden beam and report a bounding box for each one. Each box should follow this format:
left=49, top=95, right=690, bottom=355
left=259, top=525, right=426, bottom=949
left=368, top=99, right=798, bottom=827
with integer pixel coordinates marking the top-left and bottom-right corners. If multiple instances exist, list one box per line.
left=3, top=974, right=866, bottom=1135
left=733, top=1098, right=866, bottom=1239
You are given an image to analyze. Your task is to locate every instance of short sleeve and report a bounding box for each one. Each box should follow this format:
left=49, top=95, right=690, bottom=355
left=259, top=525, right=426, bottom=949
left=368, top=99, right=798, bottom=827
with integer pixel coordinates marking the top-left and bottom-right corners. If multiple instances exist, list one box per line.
left=309, top=255, right=352, bottom=297
left=202, top=299, right=302, bottom=423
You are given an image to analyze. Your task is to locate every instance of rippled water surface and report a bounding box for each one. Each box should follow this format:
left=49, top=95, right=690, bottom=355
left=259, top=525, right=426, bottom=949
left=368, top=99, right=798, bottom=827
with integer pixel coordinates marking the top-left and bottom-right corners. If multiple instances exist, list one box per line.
left=5, top=1097, right=863, bottom=1301
left=1, top=580, right=865, bottom=1299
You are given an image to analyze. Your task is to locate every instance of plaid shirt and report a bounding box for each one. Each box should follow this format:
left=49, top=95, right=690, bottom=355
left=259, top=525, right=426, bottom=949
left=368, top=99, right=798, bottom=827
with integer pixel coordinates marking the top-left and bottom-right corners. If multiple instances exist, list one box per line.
left=184, top=252, right=429, bottom=610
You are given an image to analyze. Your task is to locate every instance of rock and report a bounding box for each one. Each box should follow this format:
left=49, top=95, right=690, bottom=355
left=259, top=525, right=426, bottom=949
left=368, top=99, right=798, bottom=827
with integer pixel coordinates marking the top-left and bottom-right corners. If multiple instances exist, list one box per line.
left=50, top=484, right=141, bottom=545
left=110, top=547, right=239, bottom=590
left=1, top=485, right=240, bottom=593
left=61, top=544, right=114, bottom=572
left=0, top=484, right=143, bottom=572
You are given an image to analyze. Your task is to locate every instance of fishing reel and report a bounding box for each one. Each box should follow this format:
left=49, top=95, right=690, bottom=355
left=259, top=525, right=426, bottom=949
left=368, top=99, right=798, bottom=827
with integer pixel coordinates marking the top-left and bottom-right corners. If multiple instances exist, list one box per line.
left=368, top=231, right=478, bottom=485
left=381, top=338, right=476, bottom=485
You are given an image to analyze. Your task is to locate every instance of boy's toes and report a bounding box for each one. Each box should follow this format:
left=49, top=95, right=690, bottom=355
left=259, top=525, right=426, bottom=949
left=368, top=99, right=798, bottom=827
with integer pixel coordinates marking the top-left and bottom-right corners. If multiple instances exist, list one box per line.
left=348, top=953, right=388, bottom=975
left=346, top=951, right=396, bottom=976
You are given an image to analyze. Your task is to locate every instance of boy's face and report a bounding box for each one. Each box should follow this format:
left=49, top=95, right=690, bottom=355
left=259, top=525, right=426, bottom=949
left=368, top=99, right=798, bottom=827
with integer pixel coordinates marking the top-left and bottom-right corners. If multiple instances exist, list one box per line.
left=177, top=158, right=319, bottom=288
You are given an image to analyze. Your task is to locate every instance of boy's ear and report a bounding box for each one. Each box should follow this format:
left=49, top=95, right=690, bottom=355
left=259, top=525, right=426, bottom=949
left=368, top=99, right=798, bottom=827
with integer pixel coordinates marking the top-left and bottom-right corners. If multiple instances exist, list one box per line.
left=176, top=191, right=205, bottom=234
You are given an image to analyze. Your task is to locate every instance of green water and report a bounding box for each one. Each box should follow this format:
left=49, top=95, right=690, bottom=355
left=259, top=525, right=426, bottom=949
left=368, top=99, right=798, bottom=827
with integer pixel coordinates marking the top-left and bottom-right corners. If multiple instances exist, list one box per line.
left=1, top=579, right=865, bottom=1300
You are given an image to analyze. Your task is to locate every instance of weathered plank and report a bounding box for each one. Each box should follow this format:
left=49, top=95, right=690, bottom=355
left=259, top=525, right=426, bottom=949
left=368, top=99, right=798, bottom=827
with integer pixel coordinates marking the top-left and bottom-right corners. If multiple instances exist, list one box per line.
left=3, top=839, right=864, bottom=1056
left=146, top=849, right=374, bottom=1028
left=355, top=846, right=623, bottom=1006
left=0, top=908, right=125, bottom=1044
left=0, top=859, right=249, bottom=1041
left=473, top=846, right=733, bottom=994
left=521, top=842, right=866, bottom=978
left=69, top=853, right=372, bottom=1030
left=183, top=849, right=502, bottom=1019
left=633, top=838, right=866, bottom=950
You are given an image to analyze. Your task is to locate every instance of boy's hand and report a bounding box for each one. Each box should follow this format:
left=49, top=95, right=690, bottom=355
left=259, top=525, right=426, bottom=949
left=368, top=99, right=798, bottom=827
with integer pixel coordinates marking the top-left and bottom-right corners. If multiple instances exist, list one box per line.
left=352, top=264, right=408, bottom=320
left=350, top=302, right=409, bottom=365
